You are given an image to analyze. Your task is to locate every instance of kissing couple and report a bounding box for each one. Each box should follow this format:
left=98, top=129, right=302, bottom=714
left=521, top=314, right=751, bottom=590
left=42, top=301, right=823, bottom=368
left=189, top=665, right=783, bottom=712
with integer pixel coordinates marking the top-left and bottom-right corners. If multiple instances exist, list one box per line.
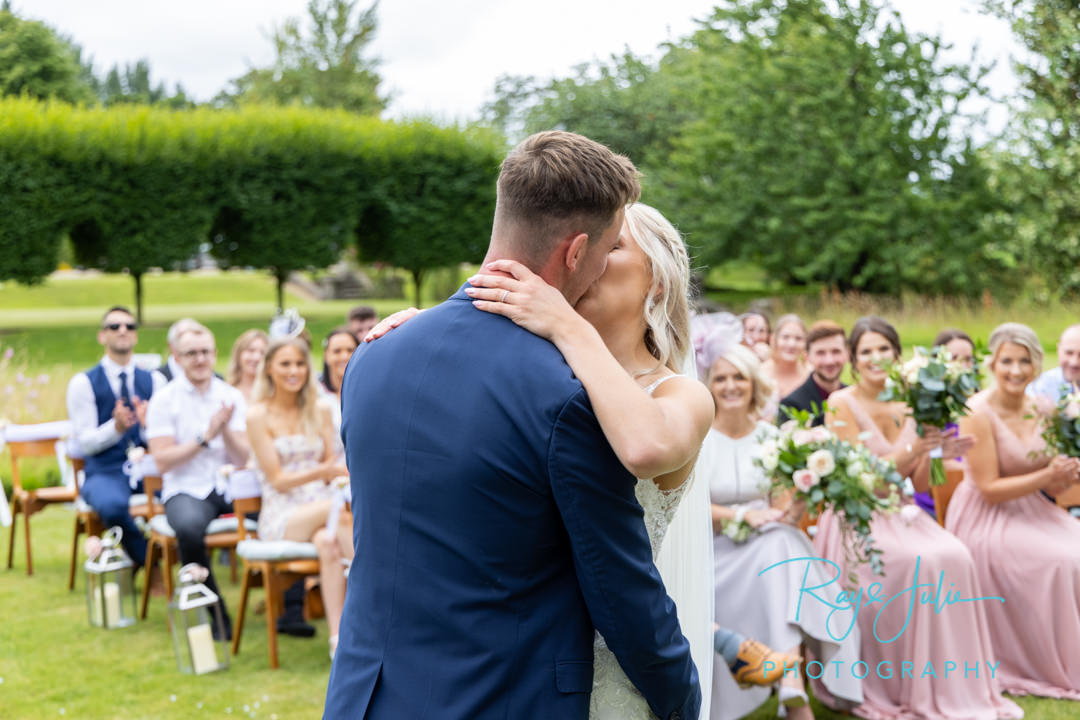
left=326, top=131, right=728, bottom=719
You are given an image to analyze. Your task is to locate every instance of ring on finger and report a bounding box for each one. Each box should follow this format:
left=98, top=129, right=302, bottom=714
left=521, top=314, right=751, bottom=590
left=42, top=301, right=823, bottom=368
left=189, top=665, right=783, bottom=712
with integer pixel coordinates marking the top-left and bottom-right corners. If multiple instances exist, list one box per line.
left=500, top=290, right=510, bottom=303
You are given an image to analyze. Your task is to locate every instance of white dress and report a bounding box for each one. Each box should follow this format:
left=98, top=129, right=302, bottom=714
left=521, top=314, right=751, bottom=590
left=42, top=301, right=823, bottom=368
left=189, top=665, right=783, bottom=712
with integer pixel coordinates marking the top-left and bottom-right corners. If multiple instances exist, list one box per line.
left=590, top=375, right=700, bottom=720
left=702, top=422, right=864, bottom=720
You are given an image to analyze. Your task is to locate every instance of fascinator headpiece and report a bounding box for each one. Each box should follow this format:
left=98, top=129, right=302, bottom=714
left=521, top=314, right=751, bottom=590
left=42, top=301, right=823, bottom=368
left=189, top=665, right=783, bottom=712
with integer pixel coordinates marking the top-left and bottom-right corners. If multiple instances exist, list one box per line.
left=691, top=312, right=744, bottom=380
left=269, top=308, right=306, bottom=340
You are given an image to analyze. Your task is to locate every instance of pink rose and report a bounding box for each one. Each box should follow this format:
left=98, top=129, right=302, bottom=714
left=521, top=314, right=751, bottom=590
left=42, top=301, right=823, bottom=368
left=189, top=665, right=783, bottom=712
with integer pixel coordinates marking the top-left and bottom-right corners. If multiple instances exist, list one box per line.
left=780, top=420, right=799, bottom=434
left=810, top=426, right=832, bottom=444
left=793, top=469, right=820, bottom=492
left=792, top=429, right=815, bottom=446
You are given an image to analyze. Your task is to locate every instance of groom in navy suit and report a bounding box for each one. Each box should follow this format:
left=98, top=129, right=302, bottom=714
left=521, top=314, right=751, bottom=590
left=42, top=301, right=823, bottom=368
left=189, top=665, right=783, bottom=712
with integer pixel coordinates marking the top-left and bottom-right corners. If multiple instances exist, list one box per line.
left=324, top=131, right=699, bottom=720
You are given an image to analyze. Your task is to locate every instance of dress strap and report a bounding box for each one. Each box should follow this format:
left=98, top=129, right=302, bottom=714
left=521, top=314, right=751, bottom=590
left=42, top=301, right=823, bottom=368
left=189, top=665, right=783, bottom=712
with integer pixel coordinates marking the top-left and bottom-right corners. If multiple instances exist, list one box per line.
left=643, top=374, right=680, bottom=396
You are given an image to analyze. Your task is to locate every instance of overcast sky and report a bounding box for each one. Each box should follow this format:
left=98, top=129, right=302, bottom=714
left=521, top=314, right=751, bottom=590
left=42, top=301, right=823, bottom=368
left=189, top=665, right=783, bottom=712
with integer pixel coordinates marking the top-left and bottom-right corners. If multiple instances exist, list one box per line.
left=20, top=0, right=1022, bottom=129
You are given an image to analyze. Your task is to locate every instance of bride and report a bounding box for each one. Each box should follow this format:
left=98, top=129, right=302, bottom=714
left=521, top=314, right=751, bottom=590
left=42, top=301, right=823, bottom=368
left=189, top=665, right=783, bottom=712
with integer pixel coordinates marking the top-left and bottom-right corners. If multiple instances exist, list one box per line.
left=464, top=202, right=716, bottom=718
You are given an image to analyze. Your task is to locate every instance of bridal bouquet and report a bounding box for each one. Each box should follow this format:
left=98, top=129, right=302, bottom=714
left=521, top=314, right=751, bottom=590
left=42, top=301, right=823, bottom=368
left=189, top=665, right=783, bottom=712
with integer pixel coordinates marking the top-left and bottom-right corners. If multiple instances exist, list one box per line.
left=755, top=410, right=904, bottom=576
left=1039, top=390, right=1080, bottom=458
left=878, top=346, right=980, bottom=487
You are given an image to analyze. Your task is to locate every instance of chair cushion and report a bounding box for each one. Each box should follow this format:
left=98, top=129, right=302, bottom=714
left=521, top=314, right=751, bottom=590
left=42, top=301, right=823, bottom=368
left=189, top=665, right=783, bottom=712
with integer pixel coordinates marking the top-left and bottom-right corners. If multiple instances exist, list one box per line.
left=32, top=486, right=76, bottom=502
left=148, top=514, right=257, bottom=538
left=75, top=494, right=154, bottom=513
left=236, top=539, right=319, bottom=561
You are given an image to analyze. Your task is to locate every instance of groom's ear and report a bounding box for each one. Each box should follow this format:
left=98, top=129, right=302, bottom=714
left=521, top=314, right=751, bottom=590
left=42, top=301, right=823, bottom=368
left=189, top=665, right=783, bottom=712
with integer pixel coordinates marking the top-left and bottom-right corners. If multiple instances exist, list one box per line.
left=564, top=232, right=589, bottom=271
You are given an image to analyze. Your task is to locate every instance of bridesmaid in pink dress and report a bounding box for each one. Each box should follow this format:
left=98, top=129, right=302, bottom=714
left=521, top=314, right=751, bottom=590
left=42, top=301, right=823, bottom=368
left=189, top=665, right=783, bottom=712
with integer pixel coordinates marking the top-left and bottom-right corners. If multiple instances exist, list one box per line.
left=813, top=316, right=1022, bottom=720
left=950, top=322, right=1080, bottom=699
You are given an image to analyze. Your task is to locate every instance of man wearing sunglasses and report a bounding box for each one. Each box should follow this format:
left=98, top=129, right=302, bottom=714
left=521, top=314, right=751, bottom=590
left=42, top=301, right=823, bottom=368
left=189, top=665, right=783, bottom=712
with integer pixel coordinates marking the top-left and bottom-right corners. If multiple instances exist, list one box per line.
left=66, top=306, right=166, bottom=570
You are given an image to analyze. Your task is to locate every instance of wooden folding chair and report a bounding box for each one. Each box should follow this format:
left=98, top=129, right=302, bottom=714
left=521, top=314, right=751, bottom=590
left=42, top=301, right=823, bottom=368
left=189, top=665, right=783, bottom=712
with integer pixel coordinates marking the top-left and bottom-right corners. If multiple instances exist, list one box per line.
left=6, top=435, right=77, bottom=576
left=231, top=495, right=320, bottom=669
left=931, top=467, right=966, bottom=527
left=67, top=456, right=161, bottom=590
left=138, top=475, right=246, bottom=619
left=1055, top=484, right=1080, bottom=516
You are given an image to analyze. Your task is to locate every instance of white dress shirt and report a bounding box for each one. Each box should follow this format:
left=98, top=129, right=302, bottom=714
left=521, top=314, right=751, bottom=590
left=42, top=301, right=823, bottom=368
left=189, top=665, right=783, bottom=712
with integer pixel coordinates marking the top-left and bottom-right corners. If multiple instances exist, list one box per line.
left=145, top=374, right=247, bottom=503
left=1027, top=366, right=1076, bottom=403
left=66, top=355, right=167, bottom=456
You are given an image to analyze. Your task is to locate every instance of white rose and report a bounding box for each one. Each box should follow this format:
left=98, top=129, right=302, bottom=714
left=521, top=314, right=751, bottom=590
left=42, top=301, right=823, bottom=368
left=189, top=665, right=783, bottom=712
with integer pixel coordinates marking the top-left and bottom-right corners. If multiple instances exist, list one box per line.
left=792, top=429, right=815, bottom=447
left=807, top=449, right=836, bottom=477
left=760, top=448, right=779, bottom=472
left=780, top=419, right=799, bottom=434
left=847, top=460, right=865, bottom=478
left=860, top=472, right=877, bottom=493
left=900, top=504, right=923, bottom=525
left=126, top=446, right=146, bottom=463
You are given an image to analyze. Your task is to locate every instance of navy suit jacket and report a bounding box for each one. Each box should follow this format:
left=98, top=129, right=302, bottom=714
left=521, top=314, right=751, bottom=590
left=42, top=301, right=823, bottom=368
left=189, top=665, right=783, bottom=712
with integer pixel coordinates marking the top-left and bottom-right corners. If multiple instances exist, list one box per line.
left=324, top=287, right=699, bottom=720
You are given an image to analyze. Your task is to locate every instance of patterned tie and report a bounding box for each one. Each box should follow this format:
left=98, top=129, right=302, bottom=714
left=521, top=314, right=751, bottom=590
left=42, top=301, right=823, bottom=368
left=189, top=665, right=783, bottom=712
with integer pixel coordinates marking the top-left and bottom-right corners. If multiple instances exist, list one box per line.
left=118, top=370, right=133, bottom=410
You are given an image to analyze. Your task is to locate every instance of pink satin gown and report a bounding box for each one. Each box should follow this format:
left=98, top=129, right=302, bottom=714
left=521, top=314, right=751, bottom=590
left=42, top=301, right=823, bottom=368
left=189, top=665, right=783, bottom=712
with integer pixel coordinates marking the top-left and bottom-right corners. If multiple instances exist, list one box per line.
left=812, top=392, right=1023, bottom=720
left=946, top=392, right=1080, bottom=700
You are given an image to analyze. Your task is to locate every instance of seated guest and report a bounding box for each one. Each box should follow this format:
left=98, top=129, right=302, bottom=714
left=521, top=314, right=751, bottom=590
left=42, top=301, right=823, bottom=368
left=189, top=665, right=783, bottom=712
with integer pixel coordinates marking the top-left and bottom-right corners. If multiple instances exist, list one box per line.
left=951, top=323, right=1080, bottom=699
left=320, top=328, right=359, bottom=433
left=697, top=336, right=862, bottom=720
left=247, top=337, right=352, bottom=658
left=66, top=306, right=165, bottom=571
left=155, top=318, right=200, bottom=383
left=147, top=322, right=249, bottom=638
left=933, top=328, right=977, bottom=370
left=776, top=321, right=846, bottom=426
left=226, top=329, right=269, bottom=404
left=347, top=305, right=379, bottom=341
left=760, top=314, right=809, bottom=413
left=814, top=317, right=1021, bottom=720
left=1027, top=323, right=1080, bottom=402
left=739, top=311, right=771, bottom=362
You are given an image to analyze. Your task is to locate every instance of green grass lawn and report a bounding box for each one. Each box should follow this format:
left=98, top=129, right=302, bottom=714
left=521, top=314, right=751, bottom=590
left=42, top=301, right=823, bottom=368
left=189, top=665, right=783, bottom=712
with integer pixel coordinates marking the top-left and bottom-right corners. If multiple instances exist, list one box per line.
left=1, top=511, right=1074, bottom=720
left=1, top=510, right=333, bottom=720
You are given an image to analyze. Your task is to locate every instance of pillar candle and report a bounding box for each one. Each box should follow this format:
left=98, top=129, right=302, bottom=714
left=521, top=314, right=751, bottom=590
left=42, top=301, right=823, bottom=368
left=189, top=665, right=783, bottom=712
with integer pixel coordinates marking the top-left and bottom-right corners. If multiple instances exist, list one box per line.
left=187, top=623, right=219, bottom=675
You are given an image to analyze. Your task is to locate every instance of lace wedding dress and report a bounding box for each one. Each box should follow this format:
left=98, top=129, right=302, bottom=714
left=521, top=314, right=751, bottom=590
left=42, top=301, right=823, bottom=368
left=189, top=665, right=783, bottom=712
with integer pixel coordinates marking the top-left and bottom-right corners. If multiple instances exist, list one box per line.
left=589, top=375, right=712, bottom=720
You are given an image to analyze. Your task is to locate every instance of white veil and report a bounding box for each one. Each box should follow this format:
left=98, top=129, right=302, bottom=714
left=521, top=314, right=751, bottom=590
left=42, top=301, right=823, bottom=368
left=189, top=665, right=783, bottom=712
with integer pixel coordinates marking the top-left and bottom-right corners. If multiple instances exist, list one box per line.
left=654, top=313, right=743, bottom=719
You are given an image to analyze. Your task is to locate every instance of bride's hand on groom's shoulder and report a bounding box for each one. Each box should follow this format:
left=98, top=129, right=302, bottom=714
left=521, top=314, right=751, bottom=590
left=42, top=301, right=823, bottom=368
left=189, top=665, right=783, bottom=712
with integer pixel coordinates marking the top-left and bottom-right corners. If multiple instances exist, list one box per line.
left=465, top=260, right=581, bottom=342
left=364, top=308, right=422, bottom=342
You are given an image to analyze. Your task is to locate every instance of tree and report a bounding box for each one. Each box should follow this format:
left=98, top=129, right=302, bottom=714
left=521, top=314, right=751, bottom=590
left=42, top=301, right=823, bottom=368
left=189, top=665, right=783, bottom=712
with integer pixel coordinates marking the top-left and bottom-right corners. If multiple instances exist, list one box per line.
left=650, top=0, right=1009, bottom=296
left=0, top=8, right=96, bottom=103
left=358, top=126, right=502, bottom=307
left=983, top=1, right=1080, bottom=297
left=98, top=59, right=192, bottom=108
left=221, top=0, right=384, bottom=115
left=482, top=50, right=687, bottom=167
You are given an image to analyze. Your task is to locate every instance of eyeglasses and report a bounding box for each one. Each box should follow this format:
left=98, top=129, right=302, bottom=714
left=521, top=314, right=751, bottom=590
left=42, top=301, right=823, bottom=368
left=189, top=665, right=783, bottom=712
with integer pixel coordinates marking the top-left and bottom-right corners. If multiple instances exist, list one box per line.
left=180, top=349, right=214, bottom=359
left=103, top=323, right=138, bottom=331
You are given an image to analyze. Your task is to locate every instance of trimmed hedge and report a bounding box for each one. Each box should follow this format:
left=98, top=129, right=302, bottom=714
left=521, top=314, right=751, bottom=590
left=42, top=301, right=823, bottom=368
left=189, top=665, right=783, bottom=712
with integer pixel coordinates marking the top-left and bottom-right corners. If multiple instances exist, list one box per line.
left=0, top=98, right=503, bottom=305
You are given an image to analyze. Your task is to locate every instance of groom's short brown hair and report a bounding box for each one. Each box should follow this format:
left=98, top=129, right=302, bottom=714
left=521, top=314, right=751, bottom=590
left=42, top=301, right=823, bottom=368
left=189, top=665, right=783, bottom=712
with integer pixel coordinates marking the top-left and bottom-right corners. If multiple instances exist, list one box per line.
left=495, top=131, right=640, bottom=267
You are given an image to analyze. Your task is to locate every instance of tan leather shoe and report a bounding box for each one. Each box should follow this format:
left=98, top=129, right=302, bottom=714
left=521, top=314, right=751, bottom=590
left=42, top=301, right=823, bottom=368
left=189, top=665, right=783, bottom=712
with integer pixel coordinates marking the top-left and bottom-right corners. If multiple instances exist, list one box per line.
left=730, top=639, right=802, bottom=688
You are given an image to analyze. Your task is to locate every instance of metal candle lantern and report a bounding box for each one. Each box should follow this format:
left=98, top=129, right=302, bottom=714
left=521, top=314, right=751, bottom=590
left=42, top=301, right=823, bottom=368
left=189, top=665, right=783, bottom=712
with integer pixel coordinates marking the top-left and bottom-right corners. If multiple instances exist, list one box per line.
left=84, top=527, right=136, bottom=629
left=168, top=563, right=229, bottom=675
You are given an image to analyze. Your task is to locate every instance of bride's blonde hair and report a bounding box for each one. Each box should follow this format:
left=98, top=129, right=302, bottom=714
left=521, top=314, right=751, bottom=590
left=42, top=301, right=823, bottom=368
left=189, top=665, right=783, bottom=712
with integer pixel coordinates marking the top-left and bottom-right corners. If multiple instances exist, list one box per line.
left=624, top=202, right=692, bottom=373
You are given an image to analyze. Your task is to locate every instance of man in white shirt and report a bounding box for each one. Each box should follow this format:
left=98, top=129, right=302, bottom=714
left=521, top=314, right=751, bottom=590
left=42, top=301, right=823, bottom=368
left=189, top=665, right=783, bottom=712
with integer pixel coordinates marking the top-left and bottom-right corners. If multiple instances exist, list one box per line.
left=147, top=322, right=250, bottom=638
left=1028, top=324, right=1080, bottom=403
left=66, top=306, right=166, bottom=568
left=154, top=318, right=199, bottom=383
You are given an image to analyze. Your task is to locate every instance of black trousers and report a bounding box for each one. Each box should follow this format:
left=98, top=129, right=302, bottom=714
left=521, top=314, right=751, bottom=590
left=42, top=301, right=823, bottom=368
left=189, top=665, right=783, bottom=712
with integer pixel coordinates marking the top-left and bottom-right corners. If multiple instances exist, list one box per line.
left=163, top=490, right=232, bottom=603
